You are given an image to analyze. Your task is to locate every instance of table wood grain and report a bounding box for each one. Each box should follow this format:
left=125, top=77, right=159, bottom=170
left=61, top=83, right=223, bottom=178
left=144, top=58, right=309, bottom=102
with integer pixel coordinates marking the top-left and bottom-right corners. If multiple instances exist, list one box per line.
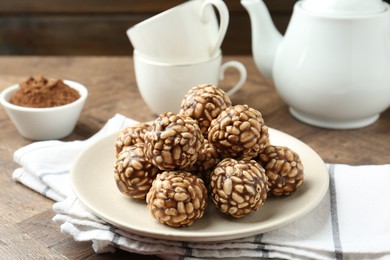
left=0, top=56, right=389, bottom=259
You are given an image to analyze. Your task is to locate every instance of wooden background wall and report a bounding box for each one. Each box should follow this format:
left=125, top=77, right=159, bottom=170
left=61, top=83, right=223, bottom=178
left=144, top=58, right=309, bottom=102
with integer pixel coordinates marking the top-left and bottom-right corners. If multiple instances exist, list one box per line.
left=2, top=0, right=387, bottom=56
left=0, top=0, right=297, bottom=55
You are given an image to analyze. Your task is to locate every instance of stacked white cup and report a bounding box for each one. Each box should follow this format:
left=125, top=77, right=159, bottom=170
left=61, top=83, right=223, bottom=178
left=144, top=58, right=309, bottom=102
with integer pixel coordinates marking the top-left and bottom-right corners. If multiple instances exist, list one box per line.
left=127, top=0, right=247, bottom=115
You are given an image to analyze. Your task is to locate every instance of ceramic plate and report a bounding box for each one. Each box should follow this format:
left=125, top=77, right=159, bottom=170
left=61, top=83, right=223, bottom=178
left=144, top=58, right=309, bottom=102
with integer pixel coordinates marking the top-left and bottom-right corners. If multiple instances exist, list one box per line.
left=70, top=128, right=329, bottom=242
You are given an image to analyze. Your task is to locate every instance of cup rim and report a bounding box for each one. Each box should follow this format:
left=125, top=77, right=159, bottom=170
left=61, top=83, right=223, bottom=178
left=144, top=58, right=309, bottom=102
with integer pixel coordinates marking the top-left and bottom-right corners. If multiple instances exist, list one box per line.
left=0, top=80, right=88, bottom=113
left=133, top=49, right=222, bottom=67
left=128, top=0, right=198, bottom=34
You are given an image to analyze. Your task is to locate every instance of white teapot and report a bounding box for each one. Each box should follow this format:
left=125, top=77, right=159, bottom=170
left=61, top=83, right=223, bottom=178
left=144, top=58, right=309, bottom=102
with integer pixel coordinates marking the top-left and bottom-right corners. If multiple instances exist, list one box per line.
left=241, top=0, right=390, bottom=129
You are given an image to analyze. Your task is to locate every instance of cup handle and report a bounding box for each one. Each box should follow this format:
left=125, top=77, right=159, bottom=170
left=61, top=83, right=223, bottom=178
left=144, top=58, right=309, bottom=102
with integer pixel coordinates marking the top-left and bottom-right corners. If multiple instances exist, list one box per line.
left=200, top=0, right=229, bottom=57
left=219, top=61, right=247, bottom=96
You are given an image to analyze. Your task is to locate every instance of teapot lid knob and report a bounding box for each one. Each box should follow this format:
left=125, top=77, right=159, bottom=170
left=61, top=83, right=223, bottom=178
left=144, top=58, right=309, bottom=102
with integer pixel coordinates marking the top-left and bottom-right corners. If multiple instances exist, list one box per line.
left=301, top=0, right=386, bottom=15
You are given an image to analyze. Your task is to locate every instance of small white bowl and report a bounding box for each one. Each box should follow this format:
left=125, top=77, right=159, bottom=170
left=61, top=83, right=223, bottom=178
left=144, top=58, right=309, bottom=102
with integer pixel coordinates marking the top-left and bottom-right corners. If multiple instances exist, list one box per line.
left=0, top=80, right=88, bottom=140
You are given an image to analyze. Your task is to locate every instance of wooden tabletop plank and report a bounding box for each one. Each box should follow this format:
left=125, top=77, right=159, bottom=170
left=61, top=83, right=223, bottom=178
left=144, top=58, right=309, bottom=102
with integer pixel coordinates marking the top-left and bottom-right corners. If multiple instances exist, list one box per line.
left=0, top=217, right=63, bottom=258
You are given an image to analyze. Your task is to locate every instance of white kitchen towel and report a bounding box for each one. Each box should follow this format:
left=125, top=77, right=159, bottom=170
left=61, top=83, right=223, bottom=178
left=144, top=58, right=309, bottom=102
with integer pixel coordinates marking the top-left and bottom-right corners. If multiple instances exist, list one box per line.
left=13, top=114, right=137, bottom=201
left=12, top=114, right=390, bottom=259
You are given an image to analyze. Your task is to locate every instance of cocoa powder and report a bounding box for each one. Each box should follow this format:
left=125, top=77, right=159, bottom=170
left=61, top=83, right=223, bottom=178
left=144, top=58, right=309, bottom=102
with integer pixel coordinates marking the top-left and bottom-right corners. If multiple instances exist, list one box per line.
left=10, top=76, right=80, bottom=108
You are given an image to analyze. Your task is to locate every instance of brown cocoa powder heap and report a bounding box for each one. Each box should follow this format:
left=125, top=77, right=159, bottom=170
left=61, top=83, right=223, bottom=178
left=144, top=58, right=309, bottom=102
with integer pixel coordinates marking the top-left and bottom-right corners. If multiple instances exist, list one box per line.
left=10, top=76, right=80, bottom=108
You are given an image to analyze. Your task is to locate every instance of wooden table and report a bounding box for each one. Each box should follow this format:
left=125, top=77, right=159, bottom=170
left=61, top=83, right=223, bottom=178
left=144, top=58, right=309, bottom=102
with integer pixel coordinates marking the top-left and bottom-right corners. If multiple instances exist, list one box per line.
left=0, top=56, right=389, bottom=259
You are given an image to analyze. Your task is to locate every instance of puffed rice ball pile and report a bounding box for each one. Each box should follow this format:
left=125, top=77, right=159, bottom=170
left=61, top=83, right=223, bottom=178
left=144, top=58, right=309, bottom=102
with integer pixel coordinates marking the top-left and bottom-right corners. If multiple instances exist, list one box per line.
left=112, top=84, right=304, bottom=227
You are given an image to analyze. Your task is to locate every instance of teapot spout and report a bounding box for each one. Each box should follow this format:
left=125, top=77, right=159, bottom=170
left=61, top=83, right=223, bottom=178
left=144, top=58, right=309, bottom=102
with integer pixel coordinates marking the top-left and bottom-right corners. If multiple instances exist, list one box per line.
left=241, top=0, right=282, bottom=80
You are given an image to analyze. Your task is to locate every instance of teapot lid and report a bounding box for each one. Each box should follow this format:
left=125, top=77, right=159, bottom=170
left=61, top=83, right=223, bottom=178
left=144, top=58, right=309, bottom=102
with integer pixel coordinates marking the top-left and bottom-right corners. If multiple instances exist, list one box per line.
left=301, top=0, right=385, bottom=15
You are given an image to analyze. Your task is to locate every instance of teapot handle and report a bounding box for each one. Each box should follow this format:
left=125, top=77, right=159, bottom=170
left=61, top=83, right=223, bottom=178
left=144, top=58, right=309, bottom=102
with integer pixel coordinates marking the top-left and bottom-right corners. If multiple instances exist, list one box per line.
left=200, top=0, right=229, bottom=57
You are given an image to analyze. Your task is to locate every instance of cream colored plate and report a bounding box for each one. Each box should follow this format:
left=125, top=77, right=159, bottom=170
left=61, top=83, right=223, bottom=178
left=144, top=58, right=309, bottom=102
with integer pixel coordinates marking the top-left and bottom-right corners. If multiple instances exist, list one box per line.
left=70, top=128, right=329, bottom=242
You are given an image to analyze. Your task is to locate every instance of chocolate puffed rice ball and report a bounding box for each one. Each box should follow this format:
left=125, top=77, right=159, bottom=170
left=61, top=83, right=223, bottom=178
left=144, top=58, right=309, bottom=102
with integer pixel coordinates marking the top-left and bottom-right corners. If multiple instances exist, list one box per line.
left=257, top=145, right=304, bottom=196
left=115, top=122, right=151, bottom=156
left=114, top=143, right=160, bottom=199
left=208, top=104, right=269, bottom=160
left=210, top=158, right=268, bottom=218
left=187, top=139, right=222, bottom=187
left=146, top=171, right=208, bottom=227
left=145, top=112, right=204, bottom=170
left=179, top=84, right=232, bottom=136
